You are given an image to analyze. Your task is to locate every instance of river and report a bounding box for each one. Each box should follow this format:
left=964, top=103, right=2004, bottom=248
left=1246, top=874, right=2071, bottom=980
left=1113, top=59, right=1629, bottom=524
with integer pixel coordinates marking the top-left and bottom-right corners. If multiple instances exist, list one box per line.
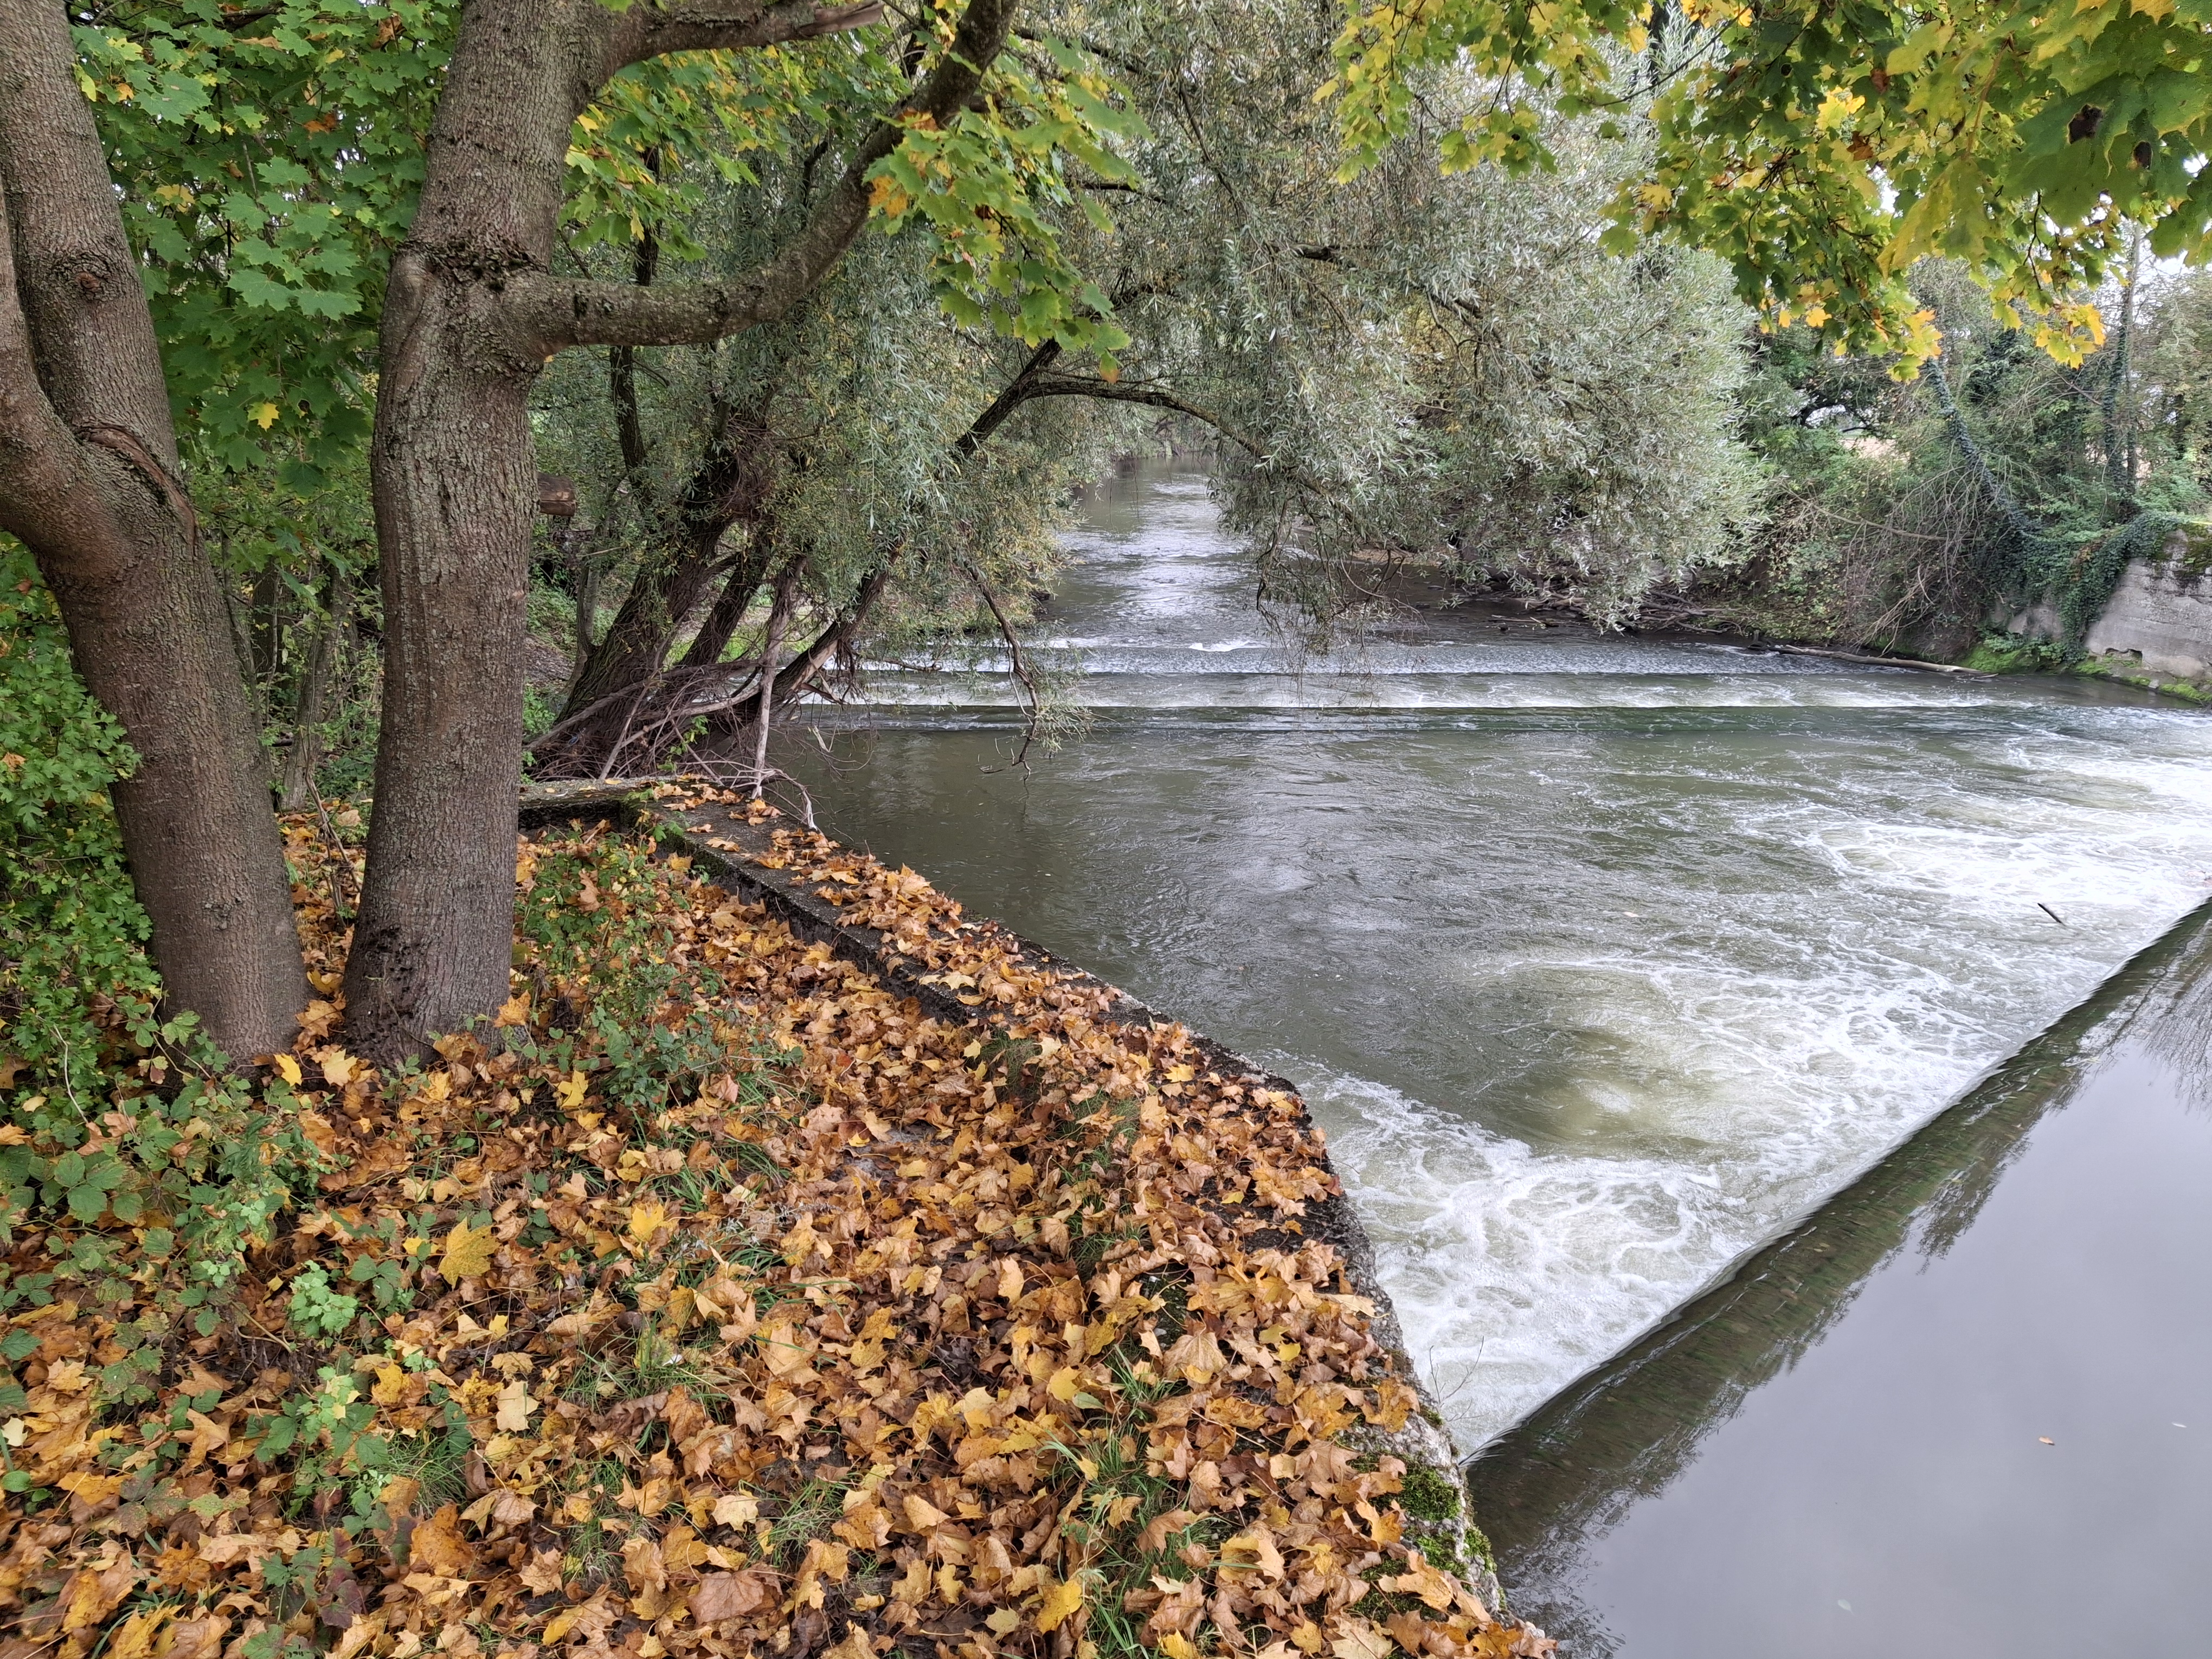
left=781, top=462, right=2212, bottom=1454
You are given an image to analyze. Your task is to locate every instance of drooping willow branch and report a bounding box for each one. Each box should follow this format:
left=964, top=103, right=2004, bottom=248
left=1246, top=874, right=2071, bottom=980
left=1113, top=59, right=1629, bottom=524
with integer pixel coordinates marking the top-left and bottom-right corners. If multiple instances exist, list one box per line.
left=959, top=556, right=1048, bottom=771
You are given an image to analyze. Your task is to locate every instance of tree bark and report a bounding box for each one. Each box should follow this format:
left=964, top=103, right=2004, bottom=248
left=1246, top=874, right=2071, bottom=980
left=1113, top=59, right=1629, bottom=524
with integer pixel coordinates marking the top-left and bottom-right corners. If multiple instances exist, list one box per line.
left=0, top=0, right=306, bottom=1064
left=344, top=0, right=1020, bottom=1058
left=681, top=533, right=776, bottom=672
left=279, top=575, right=348, bottom=813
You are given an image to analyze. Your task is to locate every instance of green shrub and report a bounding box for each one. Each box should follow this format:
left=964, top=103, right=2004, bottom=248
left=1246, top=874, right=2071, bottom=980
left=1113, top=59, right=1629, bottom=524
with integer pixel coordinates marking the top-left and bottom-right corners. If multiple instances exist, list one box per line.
left=0, top=543, right=316, bottom=1397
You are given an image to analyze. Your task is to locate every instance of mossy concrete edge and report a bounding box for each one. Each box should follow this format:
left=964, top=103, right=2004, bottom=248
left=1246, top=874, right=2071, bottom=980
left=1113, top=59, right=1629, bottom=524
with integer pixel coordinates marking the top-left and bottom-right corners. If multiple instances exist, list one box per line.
left=518, top=780, right=1504, bottom=1612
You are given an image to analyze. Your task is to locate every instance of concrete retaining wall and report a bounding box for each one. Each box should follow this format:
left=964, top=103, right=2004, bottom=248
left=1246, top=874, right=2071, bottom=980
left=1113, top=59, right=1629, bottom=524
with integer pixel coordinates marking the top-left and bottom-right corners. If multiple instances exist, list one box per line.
left=2006, top=525, right=2212, bottom=693
left=2082, top=539, right=2212, bottom=681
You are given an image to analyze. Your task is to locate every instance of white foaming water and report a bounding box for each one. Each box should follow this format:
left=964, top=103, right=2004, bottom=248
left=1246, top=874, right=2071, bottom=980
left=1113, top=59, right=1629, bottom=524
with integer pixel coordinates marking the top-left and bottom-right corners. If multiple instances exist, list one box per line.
left=1280, top=710, right=2212, bottom=1447
left=796, top=464, right=2212, bottom=1455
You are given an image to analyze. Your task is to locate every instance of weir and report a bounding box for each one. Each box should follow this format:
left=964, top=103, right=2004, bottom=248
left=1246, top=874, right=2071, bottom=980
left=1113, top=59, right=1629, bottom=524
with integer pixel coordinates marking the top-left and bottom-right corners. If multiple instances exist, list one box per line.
left=785, top=461, right=2212, bottom=1454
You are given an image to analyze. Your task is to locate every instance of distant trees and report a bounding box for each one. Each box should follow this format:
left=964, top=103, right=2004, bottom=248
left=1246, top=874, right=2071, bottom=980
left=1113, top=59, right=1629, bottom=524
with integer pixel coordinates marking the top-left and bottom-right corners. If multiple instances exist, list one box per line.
left=1708, top=256, right=2212, bottom=656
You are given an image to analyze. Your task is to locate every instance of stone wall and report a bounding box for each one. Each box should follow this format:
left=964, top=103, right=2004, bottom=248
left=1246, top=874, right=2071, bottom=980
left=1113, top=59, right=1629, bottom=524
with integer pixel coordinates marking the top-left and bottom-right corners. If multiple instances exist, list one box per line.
left=2006, top=525, right=2212, bottom=693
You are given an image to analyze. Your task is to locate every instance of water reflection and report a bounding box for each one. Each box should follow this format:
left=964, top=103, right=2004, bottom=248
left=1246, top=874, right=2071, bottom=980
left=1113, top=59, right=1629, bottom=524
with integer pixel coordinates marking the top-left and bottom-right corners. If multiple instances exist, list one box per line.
left=1471, top=903, right=2212, bottom=1654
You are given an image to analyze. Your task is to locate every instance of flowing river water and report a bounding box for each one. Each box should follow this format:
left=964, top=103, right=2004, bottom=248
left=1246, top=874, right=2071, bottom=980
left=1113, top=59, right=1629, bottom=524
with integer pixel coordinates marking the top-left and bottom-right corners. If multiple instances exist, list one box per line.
left=781, top=463, right=2212, bottom=1615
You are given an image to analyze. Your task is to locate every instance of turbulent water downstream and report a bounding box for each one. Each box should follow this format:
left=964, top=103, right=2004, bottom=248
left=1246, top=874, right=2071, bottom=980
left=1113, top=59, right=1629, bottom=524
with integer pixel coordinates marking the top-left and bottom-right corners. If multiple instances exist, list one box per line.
left=785, top=462, right=2212, bottom=1450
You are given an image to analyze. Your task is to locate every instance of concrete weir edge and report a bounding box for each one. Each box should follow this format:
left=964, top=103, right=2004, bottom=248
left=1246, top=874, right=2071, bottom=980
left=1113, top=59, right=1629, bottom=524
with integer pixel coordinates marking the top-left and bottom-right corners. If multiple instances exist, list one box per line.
left=518, top=779, right=1504, bottom=1612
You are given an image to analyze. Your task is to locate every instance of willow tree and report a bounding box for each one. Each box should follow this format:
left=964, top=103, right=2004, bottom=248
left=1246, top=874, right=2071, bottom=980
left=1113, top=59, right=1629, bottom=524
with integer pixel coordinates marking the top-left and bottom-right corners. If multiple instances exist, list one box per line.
left=986, top=1, right=1761, bottom=626
left=535, top=0, right=1773, bottom=779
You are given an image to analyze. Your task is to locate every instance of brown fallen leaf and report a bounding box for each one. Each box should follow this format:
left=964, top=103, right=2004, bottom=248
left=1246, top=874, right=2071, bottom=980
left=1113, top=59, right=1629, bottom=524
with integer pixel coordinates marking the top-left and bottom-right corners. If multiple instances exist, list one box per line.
left=164, top=1617, right=233, bottom=1659
left=408, top=1504, right=476, bottom=1578
left=690, top=1570, right=775, bottom=1623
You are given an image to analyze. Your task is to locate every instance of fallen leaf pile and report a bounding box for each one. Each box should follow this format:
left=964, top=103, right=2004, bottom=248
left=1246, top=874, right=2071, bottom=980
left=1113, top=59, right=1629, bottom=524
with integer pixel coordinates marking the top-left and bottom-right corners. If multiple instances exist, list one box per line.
left=0, top=792, right=1551, bottom=1659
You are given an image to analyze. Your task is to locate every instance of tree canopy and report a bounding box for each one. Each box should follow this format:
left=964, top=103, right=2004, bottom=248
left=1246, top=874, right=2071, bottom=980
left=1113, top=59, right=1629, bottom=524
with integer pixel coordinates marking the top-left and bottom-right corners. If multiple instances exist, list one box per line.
left=1327, top=0, right=2212, bottom=365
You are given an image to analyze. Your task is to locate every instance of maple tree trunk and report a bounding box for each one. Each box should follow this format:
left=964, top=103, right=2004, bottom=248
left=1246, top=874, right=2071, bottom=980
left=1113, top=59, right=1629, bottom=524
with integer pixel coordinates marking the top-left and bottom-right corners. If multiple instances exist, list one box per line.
left=343, top=0, right=1019, bottom=1058
left=0, top=2, right=306, bottom=1064
left=344, top=0, right=574, bottom=1057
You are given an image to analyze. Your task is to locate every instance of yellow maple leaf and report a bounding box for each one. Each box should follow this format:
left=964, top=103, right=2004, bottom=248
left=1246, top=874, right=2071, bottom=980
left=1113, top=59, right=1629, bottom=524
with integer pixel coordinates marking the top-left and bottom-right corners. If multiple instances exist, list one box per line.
left=902, top=1493, right=950, bottom=1531
left=626, top=1199, right=671, bottom=1248
left=542, top=1608, right=584, bottom=1645
left=1045, top=1364, right=1086, bottom=1403
left=1035, top=1576, right=1084, bottom=1633
left=556, top=1070, right=589, bottom=1111
left=1388, top=1552, right=1457, bottom=1611
left=439, top=1220, right=496, bottom=1281
left=249, top=401, right=280, bottom=429
left=106, top=1608, right=172, bottom=1659
left=318, top=1049, right=357, bottom=1087
left=271, top=1053, right=303, bottom=1086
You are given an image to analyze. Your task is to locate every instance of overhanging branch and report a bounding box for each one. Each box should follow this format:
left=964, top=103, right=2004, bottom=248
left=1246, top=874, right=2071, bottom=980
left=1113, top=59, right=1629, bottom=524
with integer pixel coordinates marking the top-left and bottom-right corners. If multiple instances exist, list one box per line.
left=516, top=0, right=1020, bottom=353
left=612, top=1, right=884, bottom=70
left=1020, top=374, right=1264, bottom=459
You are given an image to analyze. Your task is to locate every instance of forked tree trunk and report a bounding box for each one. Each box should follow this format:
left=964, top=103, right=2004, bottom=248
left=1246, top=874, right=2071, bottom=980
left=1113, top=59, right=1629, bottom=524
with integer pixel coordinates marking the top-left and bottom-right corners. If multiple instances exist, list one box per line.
left=552, top=418, right=779, bottom=736
left=344, top=0, right=1018, bottom=1058
left=0, top=1, right=306, bottom=1064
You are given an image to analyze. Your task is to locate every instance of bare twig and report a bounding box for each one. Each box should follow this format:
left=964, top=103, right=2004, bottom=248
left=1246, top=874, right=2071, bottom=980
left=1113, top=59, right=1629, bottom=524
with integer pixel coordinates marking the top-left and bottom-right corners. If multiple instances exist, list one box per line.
left=958, top=557, right=1046, bottom=772
left=751, top=561, right=799, bottom=799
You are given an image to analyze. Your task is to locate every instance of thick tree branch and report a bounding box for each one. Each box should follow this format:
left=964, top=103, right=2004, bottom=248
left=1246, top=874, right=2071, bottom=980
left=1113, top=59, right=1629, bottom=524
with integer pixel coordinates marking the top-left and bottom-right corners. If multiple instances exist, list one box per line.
left=612, top=0, right=884, bottom=70
left=513, top=0, right=1021, bottom=352
left=0, top=119, right=130, bottom=586
left=1018, top=370, right=1349, bottom=500
left=1020, top=373, right=1266, bottom=458
left=608, top=228, right=659, bottom=479
left=954, top=340, right=1061, bottom=456
left=0, top=192, right=77, bottom=515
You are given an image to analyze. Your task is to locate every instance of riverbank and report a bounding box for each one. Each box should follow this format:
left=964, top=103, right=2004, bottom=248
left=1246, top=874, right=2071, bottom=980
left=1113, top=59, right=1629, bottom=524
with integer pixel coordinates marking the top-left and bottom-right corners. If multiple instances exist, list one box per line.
left=0, top=789, right=1547, bottom=1659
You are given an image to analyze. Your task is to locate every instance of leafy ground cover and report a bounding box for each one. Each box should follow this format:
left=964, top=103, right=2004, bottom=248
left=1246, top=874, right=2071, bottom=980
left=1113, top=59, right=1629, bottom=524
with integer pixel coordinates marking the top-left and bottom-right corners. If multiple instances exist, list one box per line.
left=0, top=790, right=1551, bottom=1659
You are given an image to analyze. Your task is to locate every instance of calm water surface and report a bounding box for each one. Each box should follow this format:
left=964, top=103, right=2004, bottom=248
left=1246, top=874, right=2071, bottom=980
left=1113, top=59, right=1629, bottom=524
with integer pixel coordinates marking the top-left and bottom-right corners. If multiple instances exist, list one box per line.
left=780, top=465, right=2212, bottom=1453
